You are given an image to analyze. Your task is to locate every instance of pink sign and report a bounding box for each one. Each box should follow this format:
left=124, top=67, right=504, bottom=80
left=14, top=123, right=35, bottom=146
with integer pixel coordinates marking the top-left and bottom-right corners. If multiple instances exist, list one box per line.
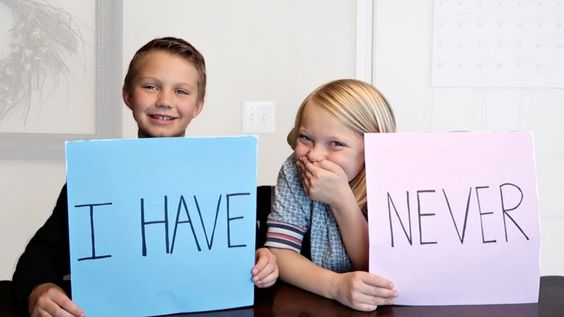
left=365, top=132, right=540, bottom=305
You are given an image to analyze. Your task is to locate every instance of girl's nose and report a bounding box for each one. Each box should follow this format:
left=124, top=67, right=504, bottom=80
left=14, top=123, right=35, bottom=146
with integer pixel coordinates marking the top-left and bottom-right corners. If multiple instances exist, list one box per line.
left=306, top=145, right=325, bottom=162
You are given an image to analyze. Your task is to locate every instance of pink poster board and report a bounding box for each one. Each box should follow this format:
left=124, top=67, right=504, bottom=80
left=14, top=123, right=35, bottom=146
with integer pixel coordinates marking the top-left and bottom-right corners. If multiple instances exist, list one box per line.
left=365, top=132, right=540, bottom=305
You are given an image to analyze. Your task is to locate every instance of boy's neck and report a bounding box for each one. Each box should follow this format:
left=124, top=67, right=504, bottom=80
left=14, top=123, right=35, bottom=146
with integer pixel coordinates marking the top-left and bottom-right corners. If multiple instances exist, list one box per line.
left=137, top=131, right=186, bottom=138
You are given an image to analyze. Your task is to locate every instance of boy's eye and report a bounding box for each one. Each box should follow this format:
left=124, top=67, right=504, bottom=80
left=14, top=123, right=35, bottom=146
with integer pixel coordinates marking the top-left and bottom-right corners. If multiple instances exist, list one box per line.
left=175, top=89, right=190, bottom=95
left=143, top=84, right=158, bottom=91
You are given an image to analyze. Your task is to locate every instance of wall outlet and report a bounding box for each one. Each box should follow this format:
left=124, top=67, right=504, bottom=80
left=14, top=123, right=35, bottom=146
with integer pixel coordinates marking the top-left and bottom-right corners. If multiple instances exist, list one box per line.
left=242, top=101, right=275, bottom=133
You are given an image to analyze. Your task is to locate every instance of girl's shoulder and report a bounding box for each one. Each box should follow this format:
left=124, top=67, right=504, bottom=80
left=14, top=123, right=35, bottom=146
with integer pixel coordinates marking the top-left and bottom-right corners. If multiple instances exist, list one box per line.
left=279, top=153, right=300, bottom=180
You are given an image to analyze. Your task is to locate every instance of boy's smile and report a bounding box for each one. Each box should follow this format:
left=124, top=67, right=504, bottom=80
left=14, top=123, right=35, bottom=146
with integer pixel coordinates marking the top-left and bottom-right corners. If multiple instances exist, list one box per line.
left=123, top=50, right=204, bottom=138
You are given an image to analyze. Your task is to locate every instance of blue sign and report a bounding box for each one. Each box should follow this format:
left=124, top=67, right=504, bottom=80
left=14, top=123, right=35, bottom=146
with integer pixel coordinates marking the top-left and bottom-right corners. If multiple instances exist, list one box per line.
left=65, top=136, right=257, bottom=316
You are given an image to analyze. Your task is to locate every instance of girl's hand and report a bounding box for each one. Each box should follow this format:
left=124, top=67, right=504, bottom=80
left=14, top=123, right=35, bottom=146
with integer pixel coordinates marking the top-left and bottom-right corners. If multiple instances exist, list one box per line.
left=297, top=157, right=350, bottom=206
left=29, top=283, right=85, bottom=317
left=298, top=156, right=368, bottom=269
left=252, top=248, right=279, bottom=288
left=331, top=271, right=398, bottom=311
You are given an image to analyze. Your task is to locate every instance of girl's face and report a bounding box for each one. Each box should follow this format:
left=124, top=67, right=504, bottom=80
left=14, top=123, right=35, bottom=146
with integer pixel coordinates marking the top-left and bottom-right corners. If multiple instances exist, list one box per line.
left=294, top=102, right=365, bottom=181
left=123, top=50, right=204, bottom=138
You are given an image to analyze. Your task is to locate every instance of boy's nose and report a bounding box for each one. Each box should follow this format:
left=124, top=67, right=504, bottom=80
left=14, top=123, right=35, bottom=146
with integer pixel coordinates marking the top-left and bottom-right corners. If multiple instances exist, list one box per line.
left=156, top=91, right=172, bottom=109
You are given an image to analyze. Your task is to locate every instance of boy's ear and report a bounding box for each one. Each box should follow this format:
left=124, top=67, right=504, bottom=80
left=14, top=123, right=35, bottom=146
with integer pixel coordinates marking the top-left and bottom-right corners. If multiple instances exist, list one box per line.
left=122, top=88, right=133, bottom=110
left=192, top=99, right=205, bottom=118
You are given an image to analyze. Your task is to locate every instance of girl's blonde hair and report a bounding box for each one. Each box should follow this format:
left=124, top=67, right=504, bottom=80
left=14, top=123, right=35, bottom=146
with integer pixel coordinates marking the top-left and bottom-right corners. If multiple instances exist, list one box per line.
left=288, top=79, right=396, bottom=212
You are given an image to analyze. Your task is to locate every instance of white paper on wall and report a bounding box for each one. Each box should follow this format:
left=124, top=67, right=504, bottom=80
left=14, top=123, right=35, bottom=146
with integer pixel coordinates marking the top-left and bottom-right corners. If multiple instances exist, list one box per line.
left=431, top=0, right=564, bottom=88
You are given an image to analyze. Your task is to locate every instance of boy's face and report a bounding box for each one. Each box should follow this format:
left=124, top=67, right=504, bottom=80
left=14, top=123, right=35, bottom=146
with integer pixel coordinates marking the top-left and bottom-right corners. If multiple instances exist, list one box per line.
left=123, top=50, right=204, bottom=138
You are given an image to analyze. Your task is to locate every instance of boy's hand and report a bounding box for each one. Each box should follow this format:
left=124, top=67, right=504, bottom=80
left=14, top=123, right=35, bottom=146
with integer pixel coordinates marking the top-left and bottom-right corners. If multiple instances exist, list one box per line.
left=331, top=271, right=397, bottom=311
left=297, top=157, right=350, bottom=206
left=252, top=248, right=279, bottom=288
left=29, top=283, right=85, bottom=317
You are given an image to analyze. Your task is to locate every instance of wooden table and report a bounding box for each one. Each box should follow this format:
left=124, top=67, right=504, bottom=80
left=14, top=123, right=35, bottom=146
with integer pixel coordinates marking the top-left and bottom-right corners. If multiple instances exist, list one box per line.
left=176, top=275, right=564, bottom=317
left=2, top=276, right=562, bottom=316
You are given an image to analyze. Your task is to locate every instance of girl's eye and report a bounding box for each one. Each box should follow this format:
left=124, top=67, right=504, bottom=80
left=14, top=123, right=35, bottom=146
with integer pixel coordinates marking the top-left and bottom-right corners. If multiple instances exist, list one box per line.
left=298, top=134, right=313, bottom=143
left=329, top=140, right=345, bottom=148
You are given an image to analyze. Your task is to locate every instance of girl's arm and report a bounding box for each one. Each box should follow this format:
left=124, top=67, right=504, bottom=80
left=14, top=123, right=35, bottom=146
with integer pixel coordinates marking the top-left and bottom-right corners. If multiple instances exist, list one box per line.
left=328, top=188, right=369, bottom=270
left=270, top=248, right=397, bottom=311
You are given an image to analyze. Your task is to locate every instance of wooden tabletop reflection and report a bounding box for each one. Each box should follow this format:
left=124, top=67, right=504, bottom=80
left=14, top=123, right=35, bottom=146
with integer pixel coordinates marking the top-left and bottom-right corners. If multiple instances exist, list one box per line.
left=171, top=276, right=564, bottom=317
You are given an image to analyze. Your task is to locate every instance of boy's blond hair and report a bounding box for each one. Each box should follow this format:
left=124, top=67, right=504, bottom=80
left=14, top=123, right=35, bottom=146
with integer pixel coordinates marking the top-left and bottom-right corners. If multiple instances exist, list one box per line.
left=123, top=37, right=206, bottom=101
left=288, top=79, right=396, bottom=211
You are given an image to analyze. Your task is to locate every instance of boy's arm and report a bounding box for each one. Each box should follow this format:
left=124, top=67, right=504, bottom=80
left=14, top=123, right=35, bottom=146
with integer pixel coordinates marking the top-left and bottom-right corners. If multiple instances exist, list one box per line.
left=269, top=247, right=396, bottom=311
left=12, top=184, right=71, bottom=316
left=28, top=283, right=84, bottom=317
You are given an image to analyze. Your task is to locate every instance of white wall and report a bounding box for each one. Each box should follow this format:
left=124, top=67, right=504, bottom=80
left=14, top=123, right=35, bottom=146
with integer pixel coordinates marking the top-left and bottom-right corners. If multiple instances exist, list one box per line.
left=0, top=0, right=356, bottom=280
left=2, top=0, right=562, bottom=281
left=0, top=161, right=66, bottom=279
left=120, top=0, right=357, bottom=185
left=371, top=0, right=564, bottom=275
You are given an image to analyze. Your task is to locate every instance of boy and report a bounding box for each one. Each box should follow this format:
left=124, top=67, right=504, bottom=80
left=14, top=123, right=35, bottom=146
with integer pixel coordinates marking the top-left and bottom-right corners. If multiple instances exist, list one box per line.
left=12, top=37, right=278, bottom=317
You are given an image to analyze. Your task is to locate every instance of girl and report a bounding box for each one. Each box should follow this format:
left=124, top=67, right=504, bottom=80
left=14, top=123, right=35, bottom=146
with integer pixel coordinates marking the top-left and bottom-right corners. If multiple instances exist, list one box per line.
left=265, top=79, right=397, bottom=311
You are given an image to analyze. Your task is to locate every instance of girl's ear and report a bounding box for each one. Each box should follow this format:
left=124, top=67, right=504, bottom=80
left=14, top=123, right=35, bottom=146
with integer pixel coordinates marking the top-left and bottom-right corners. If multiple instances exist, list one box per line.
left=122, top=88, right=133, bottom=110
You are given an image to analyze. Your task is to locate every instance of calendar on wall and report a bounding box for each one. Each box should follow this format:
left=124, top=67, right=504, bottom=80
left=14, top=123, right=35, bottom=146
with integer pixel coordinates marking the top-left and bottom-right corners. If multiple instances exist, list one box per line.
left=431, top=0, right=564, bottom=88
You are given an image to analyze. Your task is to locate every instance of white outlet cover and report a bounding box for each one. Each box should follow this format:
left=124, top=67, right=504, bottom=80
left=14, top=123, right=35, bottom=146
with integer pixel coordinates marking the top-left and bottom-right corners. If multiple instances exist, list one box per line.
left=242, top=101, right=275, bottom=133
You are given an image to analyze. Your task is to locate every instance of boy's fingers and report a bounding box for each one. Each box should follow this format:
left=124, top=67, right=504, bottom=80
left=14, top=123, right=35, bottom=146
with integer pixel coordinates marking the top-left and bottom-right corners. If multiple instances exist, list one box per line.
left=38, top=302, right=75, bottom=317
left=51, top=291, right=84, bottom=317
left=51, top=289, right=84, bottom=316
left=32, top=285, right=81, bottom=317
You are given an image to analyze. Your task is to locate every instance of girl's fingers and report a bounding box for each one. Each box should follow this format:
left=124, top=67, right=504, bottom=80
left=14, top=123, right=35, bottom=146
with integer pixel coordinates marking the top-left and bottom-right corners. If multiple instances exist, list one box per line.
left=363, top=273, right=395, bottom=290
left=361, top=286, right=398, bottom=300
left=354, top=292, right=395, bottom=308
left=256, top=269, right=279, bottom=288
left=253, top=262, right=275, bottom=281
left=359, top=275, right=398, bottom=300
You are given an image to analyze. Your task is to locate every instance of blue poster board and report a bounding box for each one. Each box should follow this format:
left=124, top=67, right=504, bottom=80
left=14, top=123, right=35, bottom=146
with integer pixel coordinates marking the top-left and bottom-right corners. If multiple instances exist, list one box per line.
left=65, top=136, right=257, bottom=316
